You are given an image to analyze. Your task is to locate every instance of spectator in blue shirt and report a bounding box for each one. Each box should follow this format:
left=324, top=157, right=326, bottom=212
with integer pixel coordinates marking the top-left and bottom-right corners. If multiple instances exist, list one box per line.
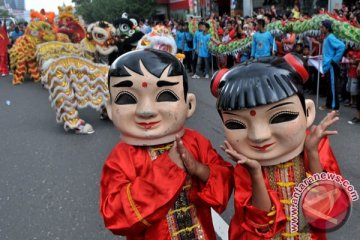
left=192, top=21, right=204, bottom=75
left=192, top=22, right=211, bottom=79
left=319, top=20, right=345, bottom=112
left=251, top=19, right=276, bottom=59
left=10, top=26, right=23, bottom=44
left=183, top=23, right=193, bottom=73
left=175, top=24, right=185, bottom=53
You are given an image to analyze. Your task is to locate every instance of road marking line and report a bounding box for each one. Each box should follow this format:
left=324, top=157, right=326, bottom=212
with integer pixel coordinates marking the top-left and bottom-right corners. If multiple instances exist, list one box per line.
left=211, top=208, right=229, bottom=240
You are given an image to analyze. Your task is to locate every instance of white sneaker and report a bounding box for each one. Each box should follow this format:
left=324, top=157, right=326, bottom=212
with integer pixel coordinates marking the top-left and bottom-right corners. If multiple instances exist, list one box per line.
left=75, top=123, right=95, bottom=134
left=205, top=74, right=209, bottom=79
left=192, top=74, right=200, bottom=79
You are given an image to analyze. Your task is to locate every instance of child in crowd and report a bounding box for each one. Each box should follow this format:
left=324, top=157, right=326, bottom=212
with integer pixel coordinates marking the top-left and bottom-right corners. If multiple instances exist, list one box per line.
left=345, top=48, right=360, bottom=107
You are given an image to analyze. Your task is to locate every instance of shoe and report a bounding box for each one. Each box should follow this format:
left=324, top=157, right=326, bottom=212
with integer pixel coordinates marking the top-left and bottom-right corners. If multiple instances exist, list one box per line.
left=75, top=123, right=95, bottom=134
left=1, top=73, right=5, bottom=77
left=205, top=74, right=209, bottom=79
left=348, top=117, right=360, bottom=125
left=100, top=109, right=109, bottom=120
left=192, top=74, right=200, bottom=79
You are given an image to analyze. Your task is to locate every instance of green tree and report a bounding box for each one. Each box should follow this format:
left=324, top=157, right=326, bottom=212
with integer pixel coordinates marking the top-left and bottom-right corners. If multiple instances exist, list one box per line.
left=0, top=8, right=11, bottom=17
left=73, top=0, right=156, bottom=23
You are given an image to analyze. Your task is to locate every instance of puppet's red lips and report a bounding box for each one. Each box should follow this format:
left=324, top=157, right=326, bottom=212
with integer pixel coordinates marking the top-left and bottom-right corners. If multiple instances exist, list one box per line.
left=251, top=143, right=274, bottom=151
left=137, top=121, right=160, bottom=129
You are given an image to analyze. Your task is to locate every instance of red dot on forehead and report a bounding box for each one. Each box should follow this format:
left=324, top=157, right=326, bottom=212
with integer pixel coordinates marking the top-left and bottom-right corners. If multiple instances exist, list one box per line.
left=142, top=82, right=148, bottom=88
left=250, top=110, right=256, bottom=116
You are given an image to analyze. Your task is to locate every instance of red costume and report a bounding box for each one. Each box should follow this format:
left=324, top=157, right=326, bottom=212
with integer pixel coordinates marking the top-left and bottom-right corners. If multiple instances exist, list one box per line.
left=0, top=24, right=9, bottom=75
left=229, top=136, right=341, bottom=240
left=100, top=128, right=234, bottom=240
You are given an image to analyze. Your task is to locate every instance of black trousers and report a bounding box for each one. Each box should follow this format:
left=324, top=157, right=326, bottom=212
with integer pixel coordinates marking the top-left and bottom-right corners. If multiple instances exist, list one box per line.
left=325, top=62, right=340, bottom=110
left=192, top=52, right=198, bottom=74
left=184, top=50, right=193, bottom=72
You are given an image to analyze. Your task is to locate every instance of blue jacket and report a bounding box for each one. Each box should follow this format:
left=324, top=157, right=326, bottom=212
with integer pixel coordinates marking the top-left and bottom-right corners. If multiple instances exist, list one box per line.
left=194, top=32, right=211, bottom=58
left=176, top=31, right=186, bottom=51
left=251, top=31, right=276, bottom=58
left=322, top=33, right=345, bottom=73
left=193, top=30, right=202, bottom=51
left=183, top=32, right=193, bottom=52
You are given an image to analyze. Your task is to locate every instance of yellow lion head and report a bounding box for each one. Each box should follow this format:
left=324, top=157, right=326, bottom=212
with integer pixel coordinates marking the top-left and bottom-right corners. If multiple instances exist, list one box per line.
left=25, top=21, right=56, bottom=42
left=58, top=5, right=76, bottom=21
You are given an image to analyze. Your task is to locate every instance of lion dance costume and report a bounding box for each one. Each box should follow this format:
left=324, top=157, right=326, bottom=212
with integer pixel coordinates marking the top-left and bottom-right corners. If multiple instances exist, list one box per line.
left=37, top=18, right=117, bottom=134
left=10, top=20, right=56, bottom=85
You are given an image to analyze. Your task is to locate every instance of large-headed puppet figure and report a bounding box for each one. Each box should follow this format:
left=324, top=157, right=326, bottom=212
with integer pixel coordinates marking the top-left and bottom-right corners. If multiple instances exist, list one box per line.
left=100, top=48, right=233, bottom=239
left=211, top=53, right=342, bottom=239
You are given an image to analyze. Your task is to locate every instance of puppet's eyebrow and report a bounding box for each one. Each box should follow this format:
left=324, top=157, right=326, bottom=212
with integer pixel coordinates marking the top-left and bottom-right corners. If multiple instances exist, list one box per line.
left=112, top=80, right=133, bottom=88
left=157, top=81, right=179, bottom=87
left=267, top=102, right=293, bottom=112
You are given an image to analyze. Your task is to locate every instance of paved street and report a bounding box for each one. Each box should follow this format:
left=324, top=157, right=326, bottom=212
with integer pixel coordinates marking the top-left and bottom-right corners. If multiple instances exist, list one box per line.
left=0, top=74, right=359, bottom=240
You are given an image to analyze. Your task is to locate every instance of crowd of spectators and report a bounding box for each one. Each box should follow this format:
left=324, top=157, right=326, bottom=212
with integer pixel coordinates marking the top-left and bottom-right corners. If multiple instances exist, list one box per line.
left=137, top=1, right=360, bottom=125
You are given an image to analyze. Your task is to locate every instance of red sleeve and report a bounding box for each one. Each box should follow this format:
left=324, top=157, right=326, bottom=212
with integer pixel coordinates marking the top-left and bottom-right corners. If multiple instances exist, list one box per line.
left=229, top=165, right=287, bottom=239
left=229, top=27, right=236, bottom=39
left=304, top=135, right=341, bottom=174
left=100, top=143, right=187, bottom=235
left=182, top=129, right=234, bottom=213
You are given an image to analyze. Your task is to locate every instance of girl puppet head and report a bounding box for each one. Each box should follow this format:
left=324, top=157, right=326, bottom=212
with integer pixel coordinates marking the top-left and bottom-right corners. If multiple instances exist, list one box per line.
left=211, top=53, right=316, bottom=166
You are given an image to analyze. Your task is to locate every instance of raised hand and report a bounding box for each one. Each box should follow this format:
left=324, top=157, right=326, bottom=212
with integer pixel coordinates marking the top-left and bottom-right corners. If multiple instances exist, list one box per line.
left=168, top=140, right=185, bottom=170
left=305, top=111, right=339, bottom=152
left=305, top=111, right=339, bottom=173
left=221, top=140, right=261, bottom=174
left=175, top=135, right=210, bottom=182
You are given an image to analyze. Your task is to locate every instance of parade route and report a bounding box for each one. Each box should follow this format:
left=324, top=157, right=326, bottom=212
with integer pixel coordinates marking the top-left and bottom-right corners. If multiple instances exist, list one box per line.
left=0, top=74, right=359, bottom=239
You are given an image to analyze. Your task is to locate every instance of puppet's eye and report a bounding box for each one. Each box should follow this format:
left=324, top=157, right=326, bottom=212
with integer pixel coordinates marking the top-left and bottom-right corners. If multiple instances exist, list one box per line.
left=224, top=120, right=246, bottom=129
left=156, top=90, right=179, bottom=102
left=269, top=111, right=299, bottom=124
left=115, top=92, right=137, bottom=105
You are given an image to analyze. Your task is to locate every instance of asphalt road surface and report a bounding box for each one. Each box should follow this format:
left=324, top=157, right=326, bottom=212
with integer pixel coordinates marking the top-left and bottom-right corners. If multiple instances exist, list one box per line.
left=0, top=74, right=359, bottom=240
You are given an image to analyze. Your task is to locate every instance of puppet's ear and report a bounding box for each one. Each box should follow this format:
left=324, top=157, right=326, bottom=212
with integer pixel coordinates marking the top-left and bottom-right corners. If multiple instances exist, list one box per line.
left=305, top=99, right=315, bottom=127
left=105, top=100, right=113, bottom=121
left=210, top=68, right=228, bottom=97
left=186, top=93, right=196, bottom=118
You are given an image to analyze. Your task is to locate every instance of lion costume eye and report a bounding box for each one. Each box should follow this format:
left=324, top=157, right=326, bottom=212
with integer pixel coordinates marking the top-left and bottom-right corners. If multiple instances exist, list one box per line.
left=120, top=24, right=130, bottom=32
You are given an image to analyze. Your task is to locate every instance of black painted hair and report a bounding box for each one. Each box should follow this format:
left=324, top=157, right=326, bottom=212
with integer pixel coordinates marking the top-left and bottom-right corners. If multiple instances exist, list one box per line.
left=212, top=54, right=307, bottom=113
left=108, top=48, right=188, bottom=100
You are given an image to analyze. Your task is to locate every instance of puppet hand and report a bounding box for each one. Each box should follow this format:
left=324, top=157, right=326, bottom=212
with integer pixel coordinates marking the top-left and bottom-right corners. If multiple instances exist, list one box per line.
left=175, top=135, right=210, bottom=182
left=305, top=111, right=338, bottom=153
left=221, top=140, right=261, bottom=173
left=169, top=141, right=185, bottom=171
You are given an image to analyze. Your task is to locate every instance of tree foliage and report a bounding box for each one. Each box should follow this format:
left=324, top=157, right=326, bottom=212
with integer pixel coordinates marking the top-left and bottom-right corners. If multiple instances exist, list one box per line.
left=73, top=0, right=156, bottom=23
left=0, top=8, right=12, bottom=17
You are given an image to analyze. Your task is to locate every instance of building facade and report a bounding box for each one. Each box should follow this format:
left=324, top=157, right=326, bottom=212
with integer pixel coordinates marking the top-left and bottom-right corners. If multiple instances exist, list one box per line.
left=156, top=0, right=342, bottom=20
